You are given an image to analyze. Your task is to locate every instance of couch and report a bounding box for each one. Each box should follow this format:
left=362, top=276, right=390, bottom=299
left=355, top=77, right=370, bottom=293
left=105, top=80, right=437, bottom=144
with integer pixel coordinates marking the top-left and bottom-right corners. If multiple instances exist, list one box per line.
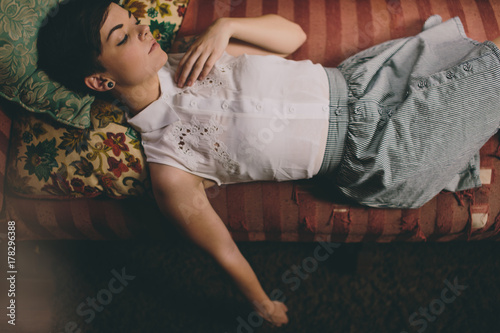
left=1, top=0, right=500, bottom=243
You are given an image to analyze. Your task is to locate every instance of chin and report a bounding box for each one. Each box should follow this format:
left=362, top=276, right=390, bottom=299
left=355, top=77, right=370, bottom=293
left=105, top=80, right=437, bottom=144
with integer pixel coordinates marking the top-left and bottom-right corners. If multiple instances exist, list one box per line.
left=160, top=49, right=168, bottom=61
left=158, top=51, right=169, bottom=68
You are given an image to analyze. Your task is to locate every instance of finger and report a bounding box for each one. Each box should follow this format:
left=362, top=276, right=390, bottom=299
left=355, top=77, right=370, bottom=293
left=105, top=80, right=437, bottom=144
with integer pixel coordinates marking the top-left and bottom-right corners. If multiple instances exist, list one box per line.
left=177, top=52, right=203, bottom=87
left=176, top=40, right=208, bottom=86
left=185, top=53, right=211, bottom=86
left=175, top=50, right=192, bottom=83
left=198, top=52, right=220, bottom=81
left=177, top=39, right=201, bottom=69
left=176, top=52, right=199, bottom=86
left=275, top=301, right=288, bottom=311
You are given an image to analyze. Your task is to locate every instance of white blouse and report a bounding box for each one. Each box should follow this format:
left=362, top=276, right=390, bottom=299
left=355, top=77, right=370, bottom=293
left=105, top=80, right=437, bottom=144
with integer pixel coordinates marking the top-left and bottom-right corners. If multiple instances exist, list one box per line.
left=127, top=52, right=330, bottom=185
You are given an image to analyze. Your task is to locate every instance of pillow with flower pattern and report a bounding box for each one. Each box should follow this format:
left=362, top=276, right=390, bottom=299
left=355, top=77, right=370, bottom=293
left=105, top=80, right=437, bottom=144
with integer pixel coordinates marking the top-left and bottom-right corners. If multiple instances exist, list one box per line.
left=0, top=0, right=189, bottom=129
left=6, top=100, right=150, bottom=199
left=119, top=0, right=189, bottom=51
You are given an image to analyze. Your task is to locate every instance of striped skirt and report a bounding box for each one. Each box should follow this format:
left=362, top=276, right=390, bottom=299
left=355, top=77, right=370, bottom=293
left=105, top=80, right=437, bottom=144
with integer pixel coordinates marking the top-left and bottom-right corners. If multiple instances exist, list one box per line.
left=317, top=15, right=500, bottom=208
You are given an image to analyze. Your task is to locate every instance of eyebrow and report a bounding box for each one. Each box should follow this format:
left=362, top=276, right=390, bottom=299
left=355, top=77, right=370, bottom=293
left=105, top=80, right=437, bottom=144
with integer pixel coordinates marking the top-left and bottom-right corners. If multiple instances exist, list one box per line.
left=106, top=11, right=131, bottom=42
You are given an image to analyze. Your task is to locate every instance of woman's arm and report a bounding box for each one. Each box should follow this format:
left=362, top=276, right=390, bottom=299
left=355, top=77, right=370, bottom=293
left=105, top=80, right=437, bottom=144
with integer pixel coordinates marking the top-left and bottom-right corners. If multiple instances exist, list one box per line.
left=175, top=14, right=307, bottom=88
left=225, top=14, right=307, bottom=56
left=148, top=163, right=289, bottom=326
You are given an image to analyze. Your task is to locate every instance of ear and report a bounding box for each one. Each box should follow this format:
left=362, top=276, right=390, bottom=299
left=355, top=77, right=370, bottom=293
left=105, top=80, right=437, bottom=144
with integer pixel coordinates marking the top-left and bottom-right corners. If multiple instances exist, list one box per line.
left=84, top=74, right=114, bottom=92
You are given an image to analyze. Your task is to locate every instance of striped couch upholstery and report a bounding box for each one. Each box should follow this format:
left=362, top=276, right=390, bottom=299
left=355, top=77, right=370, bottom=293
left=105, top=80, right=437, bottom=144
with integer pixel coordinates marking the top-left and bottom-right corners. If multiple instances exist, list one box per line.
left=1, top=0, right=500, bottom=242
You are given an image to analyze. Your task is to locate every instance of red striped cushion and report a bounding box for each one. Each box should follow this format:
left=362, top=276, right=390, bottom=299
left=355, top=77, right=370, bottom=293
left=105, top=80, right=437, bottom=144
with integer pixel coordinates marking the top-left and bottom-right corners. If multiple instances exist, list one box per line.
left=0, top=103, right=12, bottom=213
left=178, top=0, right=500, bottom=63
left=3, top=196, right=170, bottom=240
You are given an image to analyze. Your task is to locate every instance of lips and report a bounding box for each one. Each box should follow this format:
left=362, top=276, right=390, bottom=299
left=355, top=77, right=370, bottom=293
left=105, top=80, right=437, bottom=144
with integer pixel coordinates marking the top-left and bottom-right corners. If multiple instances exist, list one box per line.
left=149, top=40, right=159, bottom=54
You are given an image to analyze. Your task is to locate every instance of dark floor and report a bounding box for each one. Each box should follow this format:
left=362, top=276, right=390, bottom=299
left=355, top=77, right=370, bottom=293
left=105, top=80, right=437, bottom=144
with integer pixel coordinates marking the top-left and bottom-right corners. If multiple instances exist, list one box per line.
left=0, top=238, right=499, bottom=333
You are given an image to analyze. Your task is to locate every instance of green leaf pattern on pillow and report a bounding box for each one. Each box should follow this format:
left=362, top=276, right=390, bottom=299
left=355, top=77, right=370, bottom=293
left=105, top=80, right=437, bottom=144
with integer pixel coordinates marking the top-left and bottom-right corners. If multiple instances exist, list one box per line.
left=23, top=138, right=59, bottom=182
left=0, top=42, right=31, bottom=86
left=0, top=0, right=95, bottom=129
left=0, top=0, right=38, bottom=41
left=151, top=20, right=177, bottom=50
left=120, top=0, right=189, bottom=52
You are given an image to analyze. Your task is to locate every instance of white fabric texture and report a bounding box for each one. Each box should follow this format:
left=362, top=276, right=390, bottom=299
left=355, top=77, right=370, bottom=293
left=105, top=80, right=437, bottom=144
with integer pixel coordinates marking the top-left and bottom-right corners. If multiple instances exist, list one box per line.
left=127, top=52, right=330, bottom=185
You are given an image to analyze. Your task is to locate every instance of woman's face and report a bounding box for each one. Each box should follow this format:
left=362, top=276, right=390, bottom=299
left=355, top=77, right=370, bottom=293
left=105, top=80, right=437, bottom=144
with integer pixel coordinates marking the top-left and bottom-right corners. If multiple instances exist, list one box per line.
left=98, top=3, right=168, bottom=88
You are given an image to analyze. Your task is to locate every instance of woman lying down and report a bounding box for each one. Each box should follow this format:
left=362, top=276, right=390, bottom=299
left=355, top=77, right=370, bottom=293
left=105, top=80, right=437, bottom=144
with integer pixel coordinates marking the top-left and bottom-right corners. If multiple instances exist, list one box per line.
left=37, top=0, right=500, bottom=327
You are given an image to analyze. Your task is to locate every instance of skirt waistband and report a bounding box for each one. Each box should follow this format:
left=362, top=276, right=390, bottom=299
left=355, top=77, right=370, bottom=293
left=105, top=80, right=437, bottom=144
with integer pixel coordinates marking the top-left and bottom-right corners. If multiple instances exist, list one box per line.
left=316, top=67, right=349, bottom=178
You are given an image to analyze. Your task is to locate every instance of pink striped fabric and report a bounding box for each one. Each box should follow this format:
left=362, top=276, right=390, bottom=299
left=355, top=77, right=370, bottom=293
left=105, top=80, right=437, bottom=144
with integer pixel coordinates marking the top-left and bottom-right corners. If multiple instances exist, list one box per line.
left=177, top=0, right=500, bottom=64
left=4, top=196, right=174, bottom=240
left=2, top=0, right=500, bottom=241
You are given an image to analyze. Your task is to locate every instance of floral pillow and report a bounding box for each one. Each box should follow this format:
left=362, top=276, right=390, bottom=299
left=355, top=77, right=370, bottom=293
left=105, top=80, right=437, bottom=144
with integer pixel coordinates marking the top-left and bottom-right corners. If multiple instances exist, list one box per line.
left=0, top=0, right=189, bottom=129
left=119, top=0, right=189, bottom=51
left=6, top=100, right=150, bottom=199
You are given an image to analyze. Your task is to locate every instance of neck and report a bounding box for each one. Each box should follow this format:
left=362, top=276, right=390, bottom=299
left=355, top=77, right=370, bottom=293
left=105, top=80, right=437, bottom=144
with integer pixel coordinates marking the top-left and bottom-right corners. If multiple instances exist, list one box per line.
left=114, top=75, right=161, bottom=116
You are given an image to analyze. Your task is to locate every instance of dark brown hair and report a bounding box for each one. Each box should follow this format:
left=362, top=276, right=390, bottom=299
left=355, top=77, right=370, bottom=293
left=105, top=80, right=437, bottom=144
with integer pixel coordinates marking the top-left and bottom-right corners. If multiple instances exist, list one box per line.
left=37, top=0, right=115, bottom=94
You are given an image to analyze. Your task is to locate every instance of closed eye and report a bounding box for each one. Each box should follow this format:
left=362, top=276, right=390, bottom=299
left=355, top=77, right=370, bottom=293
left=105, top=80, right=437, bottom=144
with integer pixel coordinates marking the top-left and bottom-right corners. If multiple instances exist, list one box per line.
left=117, top=16, right=141, bottom=46
left=118, top=34, right=128, bottom=46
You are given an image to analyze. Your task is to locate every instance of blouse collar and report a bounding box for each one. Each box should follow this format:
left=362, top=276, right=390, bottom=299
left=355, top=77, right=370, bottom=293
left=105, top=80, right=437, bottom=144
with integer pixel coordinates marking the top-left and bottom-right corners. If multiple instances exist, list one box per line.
left=126, top=66, right=180, bottom=133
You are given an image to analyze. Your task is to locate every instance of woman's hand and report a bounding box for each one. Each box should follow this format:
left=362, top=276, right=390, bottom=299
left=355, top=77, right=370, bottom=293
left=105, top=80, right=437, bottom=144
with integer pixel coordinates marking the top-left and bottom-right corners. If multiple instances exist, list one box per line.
left=174, top=18, right=231, bottom=88
left=255, top=300, right=289, bottom=327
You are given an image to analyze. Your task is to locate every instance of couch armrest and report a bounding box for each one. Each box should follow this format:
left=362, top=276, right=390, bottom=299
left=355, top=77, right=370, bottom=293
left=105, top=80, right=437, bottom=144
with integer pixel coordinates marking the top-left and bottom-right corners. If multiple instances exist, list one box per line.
left=0, top=102, right=12, bottom=213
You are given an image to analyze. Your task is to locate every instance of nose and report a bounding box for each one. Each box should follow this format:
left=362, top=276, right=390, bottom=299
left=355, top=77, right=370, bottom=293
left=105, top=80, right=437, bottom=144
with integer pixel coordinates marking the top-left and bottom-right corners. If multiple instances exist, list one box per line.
left=138, top=25, right=150, bottom=40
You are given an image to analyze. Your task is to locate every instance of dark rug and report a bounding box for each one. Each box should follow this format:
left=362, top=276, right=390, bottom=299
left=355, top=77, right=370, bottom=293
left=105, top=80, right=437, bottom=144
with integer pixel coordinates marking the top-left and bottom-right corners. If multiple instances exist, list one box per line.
left=28, top=237, right=500, bottom=333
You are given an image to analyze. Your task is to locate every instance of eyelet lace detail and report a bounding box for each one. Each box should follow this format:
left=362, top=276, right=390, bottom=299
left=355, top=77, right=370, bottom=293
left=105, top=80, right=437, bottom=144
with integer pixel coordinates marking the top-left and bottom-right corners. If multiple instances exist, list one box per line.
left=168, top=115, right=240, bottom=175
left=193, top=75, right=225, bottom=95
left=217, top=61, right=236, bottom=73
left=182, top=59, right=237, bottom=95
